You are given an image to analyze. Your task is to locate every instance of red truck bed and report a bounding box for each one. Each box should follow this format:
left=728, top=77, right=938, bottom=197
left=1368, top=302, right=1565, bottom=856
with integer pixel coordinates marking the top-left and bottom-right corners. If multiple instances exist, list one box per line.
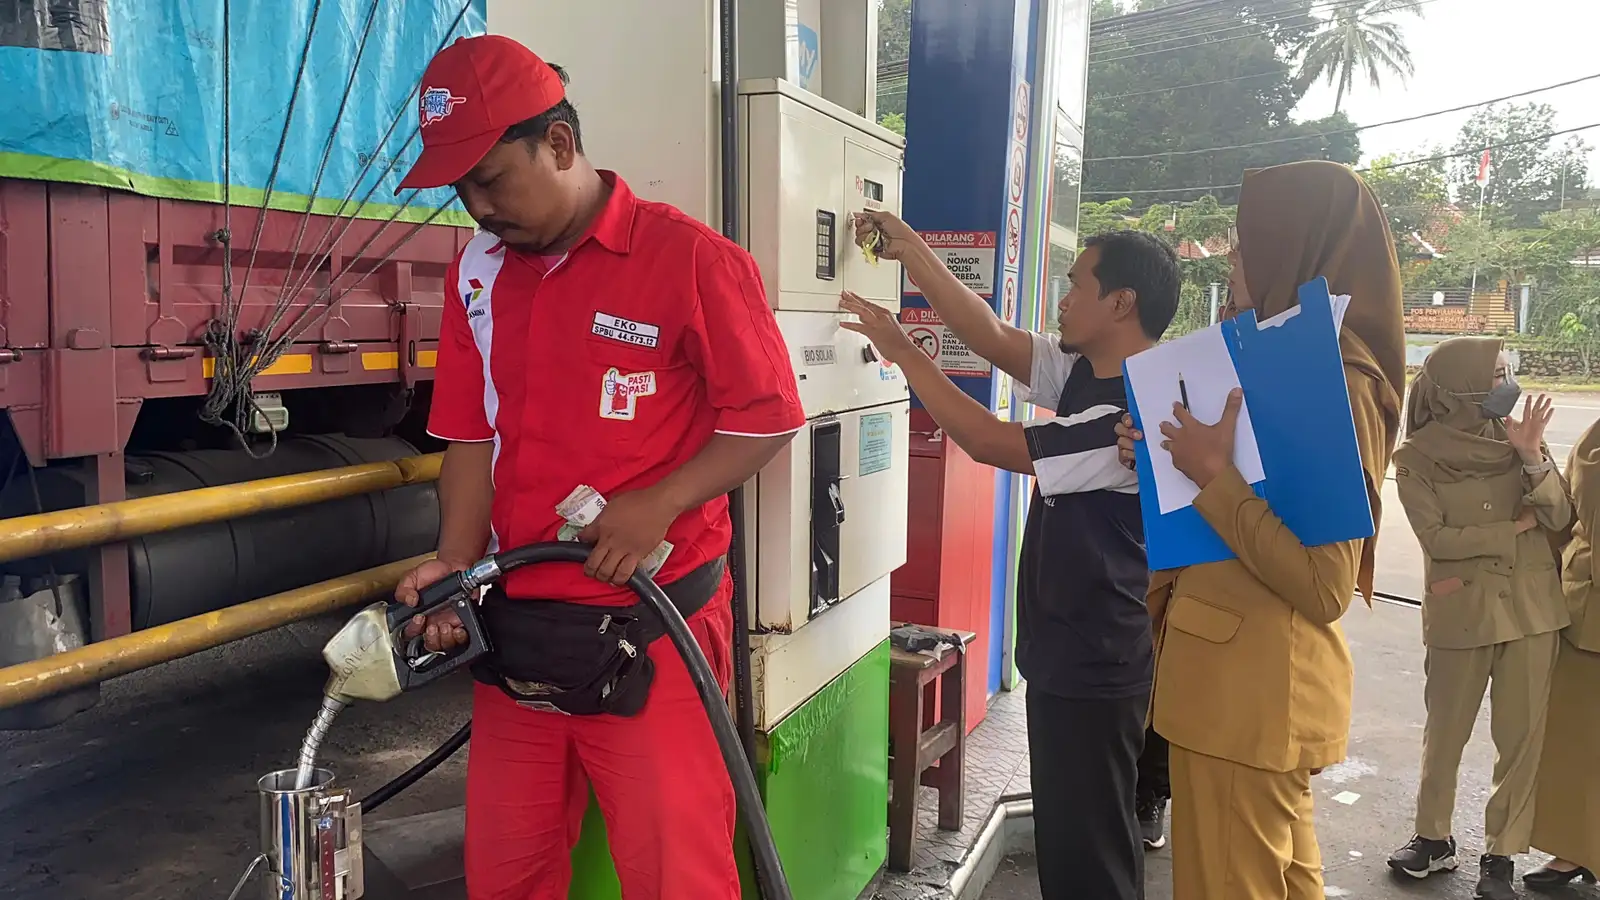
left=0, top=178, right=472, bottom=464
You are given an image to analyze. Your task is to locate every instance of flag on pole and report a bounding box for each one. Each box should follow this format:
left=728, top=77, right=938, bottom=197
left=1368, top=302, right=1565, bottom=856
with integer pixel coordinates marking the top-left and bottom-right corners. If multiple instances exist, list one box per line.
left=1475, top=149, right=1492, bottom=186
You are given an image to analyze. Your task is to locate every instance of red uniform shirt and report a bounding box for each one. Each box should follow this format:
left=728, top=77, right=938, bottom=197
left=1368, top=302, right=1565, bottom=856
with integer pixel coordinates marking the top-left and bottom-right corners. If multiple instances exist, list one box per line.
left=428, top=172, right=805, bottom=604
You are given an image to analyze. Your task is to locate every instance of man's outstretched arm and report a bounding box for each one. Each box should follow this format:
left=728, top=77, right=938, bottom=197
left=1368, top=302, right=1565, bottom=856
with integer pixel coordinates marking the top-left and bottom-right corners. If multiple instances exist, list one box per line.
left=858, top=212, right=1036, bottom=384
left=842, top=293, right=1134, bottom=496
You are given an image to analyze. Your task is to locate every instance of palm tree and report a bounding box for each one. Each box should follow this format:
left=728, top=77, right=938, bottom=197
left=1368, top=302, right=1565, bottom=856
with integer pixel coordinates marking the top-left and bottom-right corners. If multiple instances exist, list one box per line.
left=1297, top=0, right=1424, bottom=115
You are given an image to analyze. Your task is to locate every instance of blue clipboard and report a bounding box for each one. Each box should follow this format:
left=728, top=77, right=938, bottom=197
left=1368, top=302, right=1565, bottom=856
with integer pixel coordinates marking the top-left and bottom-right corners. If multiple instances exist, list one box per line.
left=1122, top=278, right=1374, bottom=571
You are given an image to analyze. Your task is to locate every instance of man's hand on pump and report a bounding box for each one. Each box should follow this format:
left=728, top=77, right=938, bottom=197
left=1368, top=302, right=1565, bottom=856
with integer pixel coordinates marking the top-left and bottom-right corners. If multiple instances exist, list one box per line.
left=578, top=487, right=681, bottom=585
left=840, top=291, right=921, bottom=367
left=397, top=557, right=471, bottom=652
left=852, top=210, right=918, bottom=262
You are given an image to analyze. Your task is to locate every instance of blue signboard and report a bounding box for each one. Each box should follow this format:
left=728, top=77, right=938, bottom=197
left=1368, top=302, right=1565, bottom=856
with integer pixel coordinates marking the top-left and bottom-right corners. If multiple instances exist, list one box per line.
left=796, top=23, right=820, bottom=89
left=904, top=0, right=1043, bottom=698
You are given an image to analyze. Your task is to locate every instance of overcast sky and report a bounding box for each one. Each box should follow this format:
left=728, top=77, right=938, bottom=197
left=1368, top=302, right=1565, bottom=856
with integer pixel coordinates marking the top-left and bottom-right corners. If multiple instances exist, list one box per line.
left=1292, top=0, right=1599, bottom=178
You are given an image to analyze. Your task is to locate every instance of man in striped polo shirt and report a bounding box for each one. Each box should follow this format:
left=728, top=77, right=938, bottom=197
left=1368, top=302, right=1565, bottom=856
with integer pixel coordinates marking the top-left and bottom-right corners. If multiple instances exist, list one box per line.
left=843, top=216, right=1179, bottom=900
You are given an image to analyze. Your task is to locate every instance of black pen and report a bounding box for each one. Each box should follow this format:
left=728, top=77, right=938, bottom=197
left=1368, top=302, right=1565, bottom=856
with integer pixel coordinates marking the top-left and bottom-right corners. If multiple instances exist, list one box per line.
left=1179, top=372, right=1190, bottom=411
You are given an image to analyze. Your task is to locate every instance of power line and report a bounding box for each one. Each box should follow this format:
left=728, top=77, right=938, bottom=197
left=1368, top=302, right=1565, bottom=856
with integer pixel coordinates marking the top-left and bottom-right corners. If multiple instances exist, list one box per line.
left=1089, top=0, right=1245, bottom=35
left=1095, top=69, right=1284, bottom=101
left=878, top=0, right=1366, bottom=78
left=1090, top=0, right=1443, bottom=66
left=1085, top=72, right=1600, bottom=162
left=1090, top=0, right=1314, bottom=49
left=1089, top=0, right=1379, bottom=60
left=1080, top=122, right=1600, bottom=196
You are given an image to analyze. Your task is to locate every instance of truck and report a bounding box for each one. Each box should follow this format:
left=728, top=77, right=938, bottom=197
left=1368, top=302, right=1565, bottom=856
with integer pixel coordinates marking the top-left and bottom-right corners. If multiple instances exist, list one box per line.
left=0, top=0, right=486, bottom=725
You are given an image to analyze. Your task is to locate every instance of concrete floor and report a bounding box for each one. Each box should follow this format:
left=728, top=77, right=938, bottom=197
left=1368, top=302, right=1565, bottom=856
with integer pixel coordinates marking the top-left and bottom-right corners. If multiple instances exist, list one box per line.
left=972, top=604, right=1600, bottom=900
left=0, top=615, right=475, bottom=900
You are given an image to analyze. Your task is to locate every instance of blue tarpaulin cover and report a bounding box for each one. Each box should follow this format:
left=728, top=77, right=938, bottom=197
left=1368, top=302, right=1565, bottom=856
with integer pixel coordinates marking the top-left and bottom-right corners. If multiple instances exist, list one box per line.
left=0, top=0, right=486, bottom=223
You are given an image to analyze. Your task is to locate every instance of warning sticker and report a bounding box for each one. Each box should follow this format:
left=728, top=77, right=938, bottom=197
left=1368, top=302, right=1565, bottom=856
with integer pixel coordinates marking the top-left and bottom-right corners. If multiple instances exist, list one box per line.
left=905, top=231, right=996, bottom=298
left=1004, top=207, right=1022, bottom=268
left=900, top=307, right=992, bottom=378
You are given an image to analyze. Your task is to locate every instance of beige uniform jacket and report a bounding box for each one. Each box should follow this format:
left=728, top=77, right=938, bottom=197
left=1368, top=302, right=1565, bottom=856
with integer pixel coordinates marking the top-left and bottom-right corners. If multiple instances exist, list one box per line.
left=1560, top=514, right=1600, bottom=652
left=1391, top=449, right=1572, bottom=650
left=1150, top=361, right=1386, bottom=775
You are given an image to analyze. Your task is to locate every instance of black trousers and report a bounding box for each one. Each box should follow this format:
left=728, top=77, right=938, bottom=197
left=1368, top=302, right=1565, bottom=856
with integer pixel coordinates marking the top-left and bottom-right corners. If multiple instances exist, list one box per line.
left=1136, top=724, right=1170, bottom=802
left=1027, top=686, right=1149, bottom=900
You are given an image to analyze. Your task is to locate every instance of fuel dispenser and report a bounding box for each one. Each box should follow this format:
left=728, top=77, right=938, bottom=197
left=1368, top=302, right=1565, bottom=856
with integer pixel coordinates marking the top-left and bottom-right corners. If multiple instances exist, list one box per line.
left=735, top=77, right=910, bottom=736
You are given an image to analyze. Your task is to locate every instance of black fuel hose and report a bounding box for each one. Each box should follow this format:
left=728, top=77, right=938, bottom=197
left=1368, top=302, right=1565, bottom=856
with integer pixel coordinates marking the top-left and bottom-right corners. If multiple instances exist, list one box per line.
left=360, top=721, right=470, bottom=813
left=358, top=542, right=793, bottom=900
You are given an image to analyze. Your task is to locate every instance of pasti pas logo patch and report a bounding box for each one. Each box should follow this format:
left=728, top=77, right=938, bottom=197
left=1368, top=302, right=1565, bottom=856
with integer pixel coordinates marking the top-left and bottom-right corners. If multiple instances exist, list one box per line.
left=600, top=368, right=657, bottom=421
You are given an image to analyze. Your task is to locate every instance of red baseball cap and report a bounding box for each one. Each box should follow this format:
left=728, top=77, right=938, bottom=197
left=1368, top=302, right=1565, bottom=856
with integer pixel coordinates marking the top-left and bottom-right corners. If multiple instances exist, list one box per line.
left=395, top=35, right=567, bottom=193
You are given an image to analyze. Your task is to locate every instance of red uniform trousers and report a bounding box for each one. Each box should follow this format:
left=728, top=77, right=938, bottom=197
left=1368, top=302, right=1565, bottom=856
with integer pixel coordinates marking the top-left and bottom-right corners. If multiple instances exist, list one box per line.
left=464, top=578, right=738, bottom=900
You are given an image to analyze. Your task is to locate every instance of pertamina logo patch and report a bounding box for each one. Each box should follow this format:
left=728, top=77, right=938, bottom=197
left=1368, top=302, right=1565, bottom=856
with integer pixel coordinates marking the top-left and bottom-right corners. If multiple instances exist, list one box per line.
left=599, top=368, right=657, bottom=421
left=463, top=278, right=485, bottom=317
left=420, top=87, right=467, bottom=126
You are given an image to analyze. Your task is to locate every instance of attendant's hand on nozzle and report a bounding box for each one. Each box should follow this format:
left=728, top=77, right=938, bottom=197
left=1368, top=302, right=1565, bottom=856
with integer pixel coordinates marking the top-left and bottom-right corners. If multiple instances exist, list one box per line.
left=1115, top=414, right=1142, bottom=472
left=840, top=291, right=920, bottom=367
left=852, top=210, right=918, bottom=262
left=396, top=557, right=471, bottom=653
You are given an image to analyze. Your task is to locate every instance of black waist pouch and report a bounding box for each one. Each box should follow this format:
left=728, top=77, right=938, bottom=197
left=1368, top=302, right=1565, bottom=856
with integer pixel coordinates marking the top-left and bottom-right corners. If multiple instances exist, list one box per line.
left=471, top=557, right=725, bottom=717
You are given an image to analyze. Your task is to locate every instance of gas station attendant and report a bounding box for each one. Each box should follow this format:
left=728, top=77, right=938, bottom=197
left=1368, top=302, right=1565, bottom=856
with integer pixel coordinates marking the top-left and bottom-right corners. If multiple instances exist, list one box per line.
left=389, top=36, right=804, bottom=900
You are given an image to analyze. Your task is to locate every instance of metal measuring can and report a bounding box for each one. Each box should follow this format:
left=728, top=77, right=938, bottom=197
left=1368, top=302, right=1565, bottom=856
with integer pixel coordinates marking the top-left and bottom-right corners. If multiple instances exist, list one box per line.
left=257, top=767, right=364, bottom=899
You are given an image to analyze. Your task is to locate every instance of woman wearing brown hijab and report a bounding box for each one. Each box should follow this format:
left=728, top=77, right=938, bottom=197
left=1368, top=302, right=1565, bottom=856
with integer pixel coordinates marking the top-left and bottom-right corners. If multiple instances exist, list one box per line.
left=1522, top=418, right=1600, bottom=890
left=1119, top=160, right=1405, bottom=899
left=1387, top=337, right=1568, bottom=900
left=1120, top=160, right=1408, bottom=896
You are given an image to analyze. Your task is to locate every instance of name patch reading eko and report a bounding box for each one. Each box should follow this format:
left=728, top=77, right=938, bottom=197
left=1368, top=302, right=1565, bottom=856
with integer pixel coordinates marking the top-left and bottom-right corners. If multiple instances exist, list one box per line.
left=591, top=312, right=661, bottom=349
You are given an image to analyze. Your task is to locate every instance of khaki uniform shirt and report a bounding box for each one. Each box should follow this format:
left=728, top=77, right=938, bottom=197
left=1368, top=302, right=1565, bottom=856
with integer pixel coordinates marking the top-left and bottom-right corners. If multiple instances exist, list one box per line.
left=1149, top=361, right=1386, bottom=774
left=1392, top=449, right=1572, bottom=650
left=1560, top=522, right=1600, bottom=653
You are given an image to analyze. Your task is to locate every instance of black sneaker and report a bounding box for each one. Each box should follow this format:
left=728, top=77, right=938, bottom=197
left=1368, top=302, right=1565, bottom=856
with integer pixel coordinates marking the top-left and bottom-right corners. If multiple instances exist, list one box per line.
left=1475, top=854, right=1516, bottom=900
left=1136, top=794, right=1167, bottom=850
left=1387, top=835, right=1458, bottom=878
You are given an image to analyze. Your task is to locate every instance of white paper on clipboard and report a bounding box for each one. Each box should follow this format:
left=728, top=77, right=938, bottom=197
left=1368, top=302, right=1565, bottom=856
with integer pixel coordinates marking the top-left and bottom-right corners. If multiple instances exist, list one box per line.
left=1125, top=326, right=1268, bottom=514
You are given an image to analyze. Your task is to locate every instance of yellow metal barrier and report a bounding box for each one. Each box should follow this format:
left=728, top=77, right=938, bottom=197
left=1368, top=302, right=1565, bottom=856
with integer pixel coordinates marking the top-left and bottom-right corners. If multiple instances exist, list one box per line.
left=0, top=554, right=433, bottom=710
left=0, top=453, right=442, bottom=564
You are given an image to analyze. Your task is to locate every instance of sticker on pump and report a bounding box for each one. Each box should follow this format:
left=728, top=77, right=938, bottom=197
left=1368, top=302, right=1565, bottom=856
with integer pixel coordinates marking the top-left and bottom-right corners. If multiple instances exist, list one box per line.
left=600, top=368, right=657, bottom=420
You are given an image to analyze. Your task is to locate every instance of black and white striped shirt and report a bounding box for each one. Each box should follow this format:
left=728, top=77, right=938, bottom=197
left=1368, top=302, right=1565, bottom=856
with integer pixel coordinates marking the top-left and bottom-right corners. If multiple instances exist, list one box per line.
left=1015, top=332, right=1138, bottom=499
left=1013, top=332, right=1154, bottom=700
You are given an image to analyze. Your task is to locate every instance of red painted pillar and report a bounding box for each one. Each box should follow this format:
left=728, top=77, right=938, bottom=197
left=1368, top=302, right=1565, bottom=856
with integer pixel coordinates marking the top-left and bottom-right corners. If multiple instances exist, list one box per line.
left=890, top=410, right=995, bottom=731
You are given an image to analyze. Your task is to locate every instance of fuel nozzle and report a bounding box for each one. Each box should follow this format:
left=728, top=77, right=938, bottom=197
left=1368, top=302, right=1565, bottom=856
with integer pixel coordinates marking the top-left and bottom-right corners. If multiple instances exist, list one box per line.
left=291, top=560, right=501, bottom=789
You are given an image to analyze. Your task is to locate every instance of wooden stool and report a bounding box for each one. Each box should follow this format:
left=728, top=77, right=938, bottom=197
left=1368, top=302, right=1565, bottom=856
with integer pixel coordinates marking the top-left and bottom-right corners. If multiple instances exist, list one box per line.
left=887, top=627, right=974, bottom=873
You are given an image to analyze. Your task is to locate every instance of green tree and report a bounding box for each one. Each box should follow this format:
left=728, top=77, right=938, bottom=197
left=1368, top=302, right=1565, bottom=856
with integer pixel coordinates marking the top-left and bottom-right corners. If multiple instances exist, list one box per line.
left=1077, top=198, right=1137, bottom=235
left=1296, top=0, right=1423, bottom=115
left=1450, top=103, right=1594, bottom=227
left=1083, top=0, right=1361, bottom=206
left=876, top=0, right=911, bottom=127
left=1077, top=196, right=1238, bottom=337
left=1408, top=211, right=1600, bottom=337
left=1361, top=153, right=1449, bottom=259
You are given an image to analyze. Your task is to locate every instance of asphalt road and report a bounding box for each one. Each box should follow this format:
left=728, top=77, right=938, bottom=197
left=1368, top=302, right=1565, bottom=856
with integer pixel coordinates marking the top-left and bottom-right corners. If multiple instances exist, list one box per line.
left=0, top=396, right=1595, bottom=900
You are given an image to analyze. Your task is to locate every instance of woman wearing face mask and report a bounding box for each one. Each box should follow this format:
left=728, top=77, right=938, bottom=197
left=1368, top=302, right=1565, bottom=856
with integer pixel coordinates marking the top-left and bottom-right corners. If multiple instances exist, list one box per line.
left=1387, top=337, right=1568, bottom=900
left=1521, top=418, right=1600, bottom=891
left=1116, top=161, right=1405, bottom=900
